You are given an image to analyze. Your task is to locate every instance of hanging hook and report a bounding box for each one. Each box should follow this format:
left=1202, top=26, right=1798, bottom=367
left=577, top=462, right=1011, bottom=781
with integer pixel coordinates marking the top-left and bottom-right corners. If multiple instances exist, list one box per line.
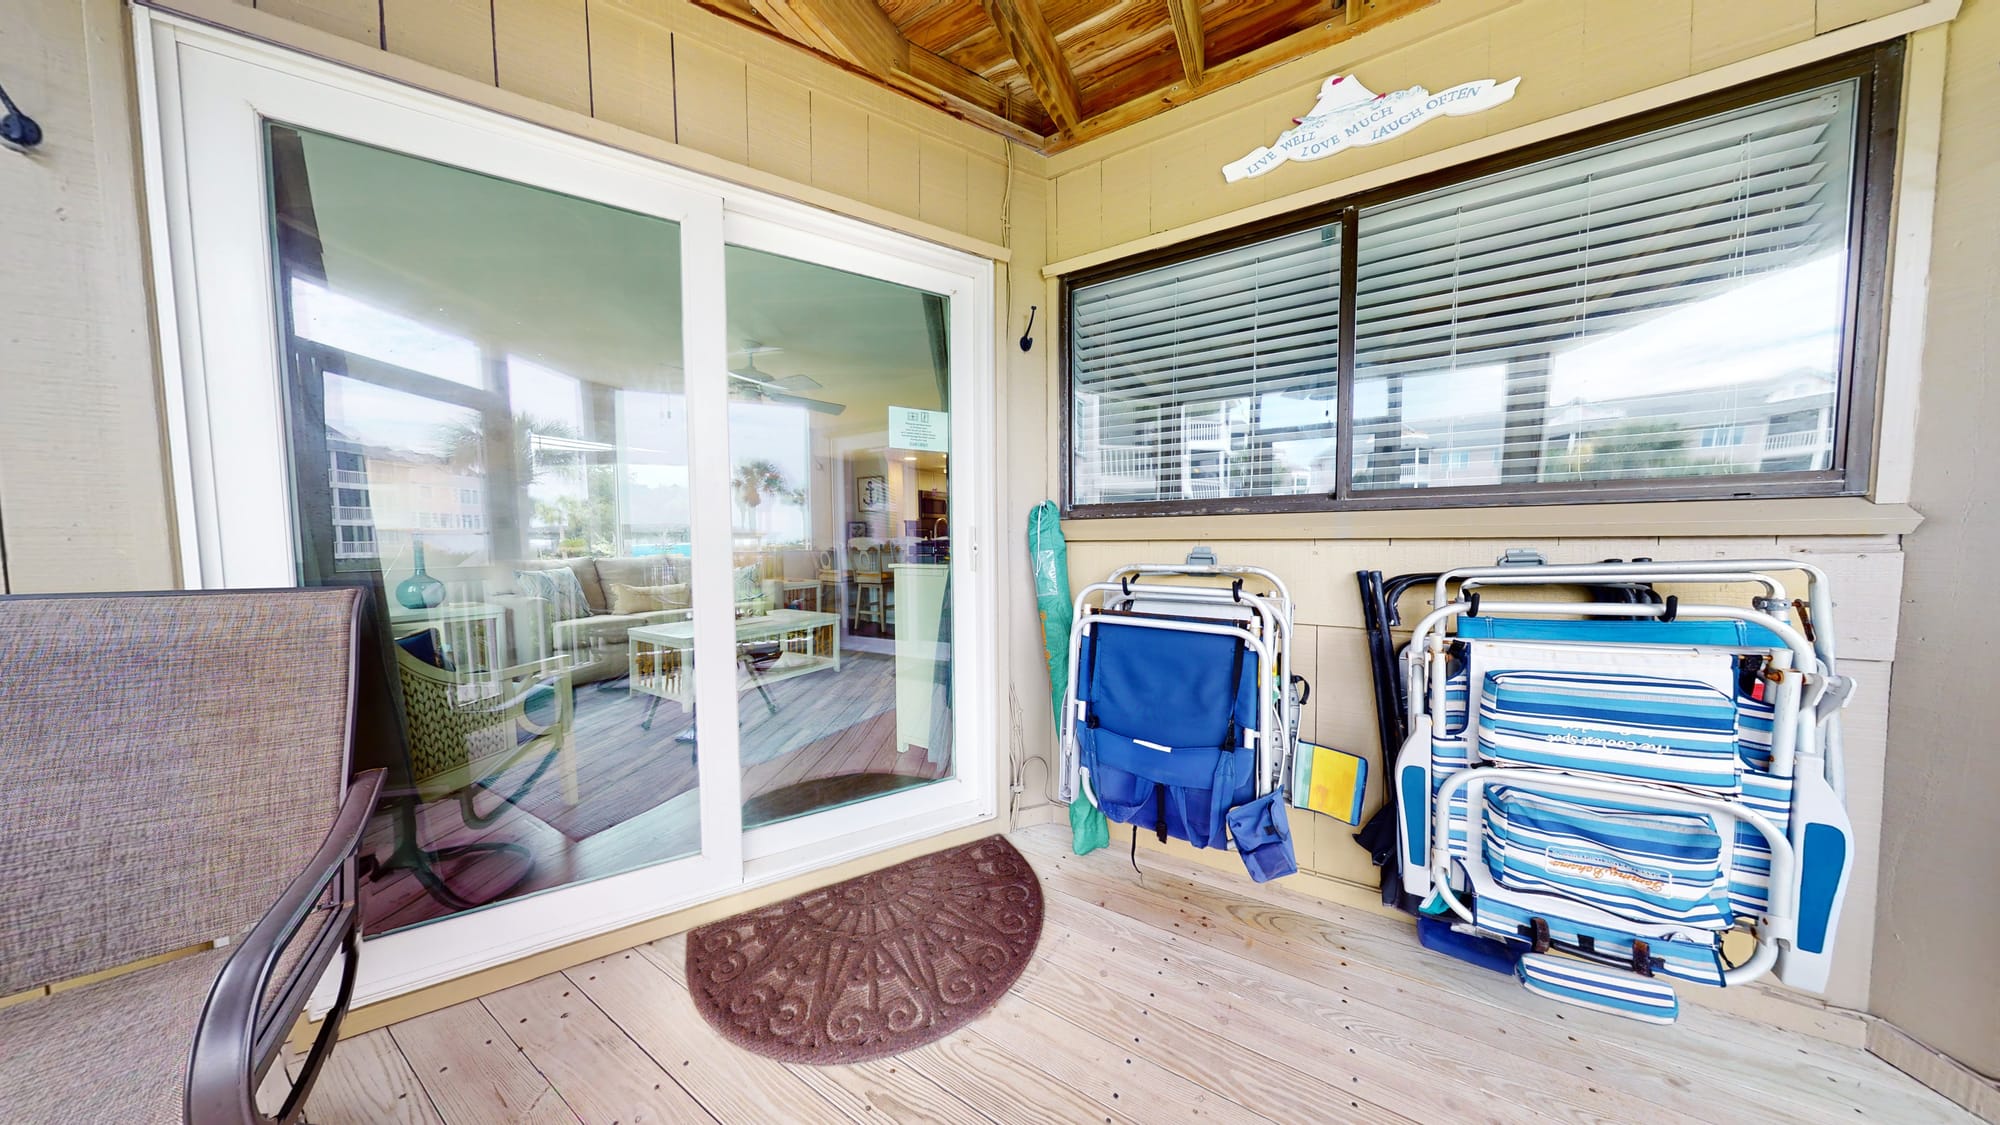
left=1018, top=306, right=1038, bottom=353
left=0, top=78, right=42, bottom=152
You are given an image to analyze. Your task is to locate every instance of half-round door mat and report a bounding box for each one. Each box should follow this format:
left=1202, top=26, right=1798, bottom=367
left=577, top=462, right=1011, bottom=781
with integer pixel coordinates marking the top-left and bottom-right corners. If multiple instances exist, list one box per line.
left=685, top=835, right=1043, bottom=1064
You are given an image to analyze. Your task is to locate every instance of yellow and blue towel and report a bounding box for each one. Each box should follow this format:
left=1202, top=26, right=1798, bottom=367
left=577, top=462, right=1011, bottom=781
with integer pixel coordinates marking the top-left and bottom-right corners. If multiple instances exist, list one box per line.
left=1293, top=742, right=1368, bottom=826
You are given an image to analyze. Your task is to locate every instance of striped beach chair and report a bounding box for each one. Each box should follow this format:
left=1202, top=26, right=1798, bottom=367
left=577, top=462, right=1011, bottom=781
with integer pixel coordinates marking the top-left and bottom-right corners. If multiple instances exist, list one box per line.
left=1393, top=560, right=1856, bottom=1022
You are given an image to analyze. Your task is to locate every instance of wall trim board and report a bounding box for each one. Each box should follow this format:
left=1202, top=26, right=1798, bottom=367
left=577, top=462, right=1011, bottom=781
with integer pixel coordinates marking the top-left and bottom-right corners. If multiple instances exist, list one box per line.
left=1867, top=1018, right=2000, bottom=1121
left=1039, top=0, right=1961, bottom=278
left=1061, top=498, right=1923, bottom=543
left=137, top=0, right=1013, bottom=263
left=1871, top=22, right=1950, bottom=506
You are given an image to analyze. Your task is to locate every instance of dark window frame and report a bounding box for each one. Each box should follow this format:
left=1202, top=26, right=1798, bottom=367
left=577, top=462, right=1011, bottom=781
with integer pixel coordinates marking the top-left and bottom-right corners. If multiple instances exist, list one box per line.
left=1060, top=41, right=1904, bottom=519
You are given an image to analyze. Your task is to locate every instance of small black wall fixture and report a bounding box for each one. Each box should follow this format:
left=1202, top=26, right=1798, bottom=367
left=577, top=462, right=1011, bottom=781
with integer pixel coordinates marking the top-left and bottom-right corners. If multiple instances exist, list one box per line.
left=0, top=78, right=44, bottom=152
left=1018, top=305, right=1037, bottom=353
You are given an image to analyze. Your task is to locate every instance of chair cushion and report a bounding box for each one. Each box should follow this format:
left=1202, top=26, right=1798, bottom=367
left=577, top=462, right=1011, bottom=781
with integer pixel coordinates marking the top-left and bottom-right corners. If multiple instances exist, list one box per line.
left=516, top=566, right=593, bottom=622
left=606, top=582, right=689, bottom=615
left=516, top=557, right=606, bottom=613
left=551, top=610, right=670, bottom=649
left=593, top=555, right=683, bottom=594
left=394, top=627, right=453, bottom=670
left=0, top=947, right=230, bottom=1124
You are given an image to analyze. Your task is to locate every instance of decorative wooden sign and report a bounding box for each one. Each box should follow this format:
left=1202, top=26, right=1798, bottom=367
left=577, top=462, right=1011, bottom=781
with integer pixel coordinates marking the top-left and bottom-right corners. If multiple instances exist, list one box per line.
left=1224, top=74, right=1521, bottom=183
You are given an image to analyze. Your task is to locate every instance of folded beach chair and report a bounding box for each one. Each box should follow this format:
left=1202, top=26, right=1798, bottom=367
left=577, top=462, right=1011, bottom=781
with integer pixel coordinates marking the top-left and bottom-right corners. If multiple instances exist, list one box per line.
left=1060, top=561, right=1302, bottom=879
left=1392, top=559, right=1856, bottom=1022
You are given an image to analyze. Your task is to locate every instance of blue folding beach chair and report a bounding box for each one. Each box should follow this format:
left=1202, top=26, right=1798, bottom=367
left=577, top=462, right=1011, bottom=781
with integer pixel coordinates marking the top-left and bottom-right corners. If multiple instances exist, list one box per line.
left=1394, top=560, right=1856, bottom=1023
left=1060, top=561, right=1300, bottom=880
left=1073, top=618, right=1259, bottom=849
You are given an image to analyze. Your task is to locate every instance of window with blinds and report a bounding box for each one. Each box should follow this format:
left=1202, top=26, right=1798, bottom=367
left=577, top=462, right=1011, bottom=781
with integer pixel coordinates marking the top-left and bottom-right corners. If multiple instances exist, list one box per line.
left=1352, top=82, right=1858, bottom=493
left=1063, top=50, right=1893, bottom=516
left=1069, top=224, right=1341, bottom=506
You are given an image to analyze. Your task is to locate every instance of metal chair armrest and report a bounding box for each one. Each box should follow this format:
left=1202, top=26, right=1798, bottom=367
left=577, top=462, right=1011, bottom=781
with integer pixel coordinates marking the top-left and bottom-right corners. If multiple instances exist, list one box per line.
left=185, top=768, right=386, bottom=1125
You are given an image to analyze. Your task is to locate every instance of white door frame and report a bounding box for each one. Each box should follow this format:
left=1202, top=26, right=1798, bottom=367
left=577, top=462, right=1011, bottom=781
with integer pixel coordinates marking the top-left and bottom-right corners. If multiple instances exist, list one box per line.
left=135, top=9, right=995, bottom=1006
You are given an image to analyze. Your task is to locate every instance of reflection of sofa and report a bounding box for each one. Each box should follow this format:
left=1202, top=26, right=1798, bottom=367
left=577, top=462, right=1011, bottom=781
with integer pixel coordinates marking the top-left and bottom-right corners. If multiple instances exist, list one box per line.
left=497, top=556, right=691, bottom=685
left=497, top=555, right=777, bottom=685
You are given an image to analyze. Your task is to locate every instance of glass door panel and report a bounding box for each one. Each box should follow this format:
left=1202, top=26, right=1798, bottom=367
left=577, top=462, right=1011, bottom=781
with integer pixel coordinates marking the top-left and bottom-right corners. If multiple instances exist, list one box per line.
left=265, top=124, right=708, bottom=935
left=722, top=246, right=956, bottom=829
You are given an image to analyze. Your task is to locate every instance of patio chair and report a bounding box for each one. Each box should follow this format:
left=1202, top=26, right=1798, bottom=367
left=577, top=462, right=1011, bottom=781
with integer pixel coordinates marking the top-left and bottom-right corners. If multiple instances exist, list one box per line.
left=392, top=630, right=578, bottom=826
left=365, top=631, right=577, bottom=911
left=0, top=587, right=384, bottom=1125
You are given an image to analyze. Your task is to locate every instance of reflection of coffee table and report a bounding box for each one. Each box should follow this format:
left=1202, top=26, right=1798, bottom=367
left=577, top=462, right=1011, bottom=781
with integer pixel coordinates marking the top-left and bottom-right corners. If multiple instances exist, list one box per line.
left=628, top=610, right=841, bottom=712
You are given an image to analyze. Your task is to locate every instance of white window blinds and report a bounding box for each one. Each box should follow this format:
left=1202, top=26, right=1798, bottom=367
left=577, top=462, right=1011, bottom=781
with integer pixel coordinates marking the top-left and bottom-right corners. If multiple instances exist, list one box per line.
left=1070, top=224, right=1341, bottom=505
left=1350, top=81, right=1859, bottom=491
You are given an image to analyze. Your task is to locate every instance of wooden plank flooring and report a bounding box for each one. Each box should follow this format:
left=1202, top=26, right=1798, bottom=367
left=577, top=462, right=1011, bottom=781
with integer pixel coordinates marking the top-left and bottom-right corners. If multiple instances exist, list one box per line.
left=305, top=824, right=1974, bottom=1125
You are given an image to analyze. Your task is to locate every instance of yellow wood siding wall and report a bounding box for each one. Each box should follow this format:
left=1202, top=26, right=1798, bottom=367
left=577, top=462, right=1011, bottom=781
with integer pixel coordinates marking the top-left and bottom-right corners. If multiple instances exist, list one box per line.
left=1875, top=0, right=2000, bottom=1078
left=1021, top=0, right=1948, bottom=1015
left=0, top=0, right=180, bottom=594
left=237, top=0, right=1020, bottom=248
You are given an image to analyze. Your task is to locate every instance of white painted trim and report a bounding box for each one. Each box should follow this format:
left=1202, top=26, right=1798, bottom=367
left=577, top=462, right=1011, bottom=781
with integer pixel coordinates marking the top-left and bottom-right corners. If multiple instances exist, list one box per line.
left=1871, top=24, right=1950, bottom=507
left=1866, top=1017, right=2000, bottom=1121
left=132, top=8, right=205, bottom=586
left=138, top=13, right=1001, bottom=1008
left=1060, top=497, right=1922, bottom=542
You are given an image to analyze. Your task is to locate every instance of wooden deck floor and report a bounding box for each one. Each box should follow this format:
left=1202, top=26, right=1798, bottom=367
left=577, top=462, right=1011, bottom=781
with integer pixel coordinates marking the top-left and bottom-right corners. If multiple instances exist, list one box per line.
left=301, top=824, right=1972, bottom=1124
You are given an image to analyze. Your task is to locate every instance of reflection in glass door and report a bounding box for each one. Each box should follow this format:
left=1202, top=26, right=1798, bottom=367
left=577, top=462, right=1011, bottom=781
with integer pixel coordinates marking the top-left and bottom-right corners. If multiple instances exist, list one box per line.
left=723, top=247, right=955, bottom=829
left=148, top=16, right=994, bottom=1003
left=265, top=125, right=709, bottom=935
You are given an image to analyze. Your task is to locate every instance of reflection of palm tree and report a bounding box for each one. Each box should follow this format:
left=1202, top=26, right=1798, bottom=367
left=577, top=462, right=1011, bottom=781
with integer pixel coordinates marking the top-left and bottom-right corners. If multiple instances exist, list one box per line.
left=733, top=460, right=791, bottom=530
left=437, top=413, right=584, bottom=484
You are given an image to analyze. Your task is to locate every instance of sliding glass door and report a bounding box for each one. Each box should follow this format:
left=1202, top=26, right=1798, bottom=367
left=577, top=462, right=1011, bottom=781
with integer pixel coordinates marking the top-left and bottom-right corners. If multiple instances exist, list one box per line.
left=722, top=246, right=958, bottom=833
left=141, top=12, right=993, bottom=1007
left=265, top=124, right=712, bottom=936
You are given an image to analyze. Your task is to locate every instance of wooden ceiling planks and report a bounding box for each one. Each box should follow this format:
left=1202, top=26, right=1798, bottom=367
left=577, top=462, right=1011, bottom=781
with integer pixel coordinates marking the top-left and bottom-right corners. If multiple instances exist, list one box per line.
left=687, top=0, right=1440, bottom=152
left=977, top=0, right=1085, bottom=133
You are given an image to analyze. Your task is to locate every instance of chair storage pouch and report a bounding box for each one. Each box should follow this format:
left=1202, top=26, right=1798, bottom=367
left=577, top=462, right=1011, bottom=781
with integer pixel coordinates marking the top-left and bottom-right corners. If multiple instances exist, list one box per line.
left=1478, top=669, right=1741, bottom=790
left=1481, top=787, right=1734, bottom=930
left=1085, top=726, right=1254, bottom=850
left=1226, top=789, right=1298, bottom=882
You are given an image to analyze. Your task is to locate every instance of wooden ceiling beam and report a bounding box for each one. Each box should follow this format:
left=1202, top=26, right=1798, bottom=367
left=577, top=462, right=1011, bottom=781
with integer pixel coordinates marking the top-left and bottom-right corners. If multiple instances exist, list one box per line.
left=746, top=0, right=909, bottom=76
left=888, top=50, right=1050, bottom=146
left=1047, top=0, right=1438, bottom=152
left=688, top=0, right=1048, bottom=144
left=977, top=0, right=1083, bottom=135
left=1165, top=0, right=1206, bottom=88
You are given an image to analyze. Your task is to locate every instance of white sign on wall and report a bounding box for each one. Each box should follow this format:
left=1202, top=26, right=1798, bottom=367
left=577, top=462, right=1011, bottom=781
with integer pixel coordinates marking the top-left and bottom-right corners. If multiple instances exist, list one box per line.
left=1224, top=73, right=1521, bottom=183
left=889, top=406, right=950, bottom=452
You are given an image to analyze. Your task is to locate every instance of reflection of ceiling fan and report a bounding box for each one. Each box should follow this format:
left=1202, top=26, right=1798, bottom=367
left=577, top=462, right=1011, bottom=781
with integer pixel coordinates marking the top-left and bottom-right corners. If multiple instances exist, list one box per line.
left=729, top=344, right=846, bottom=415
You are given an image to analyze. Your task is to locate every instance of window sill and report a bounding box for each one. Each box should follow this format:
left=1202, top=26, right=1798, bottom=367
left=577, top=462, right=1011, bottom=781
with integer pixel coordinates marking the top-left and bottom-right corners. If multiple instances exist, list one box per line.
left=1060, top=496, right=1921, bottom=542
